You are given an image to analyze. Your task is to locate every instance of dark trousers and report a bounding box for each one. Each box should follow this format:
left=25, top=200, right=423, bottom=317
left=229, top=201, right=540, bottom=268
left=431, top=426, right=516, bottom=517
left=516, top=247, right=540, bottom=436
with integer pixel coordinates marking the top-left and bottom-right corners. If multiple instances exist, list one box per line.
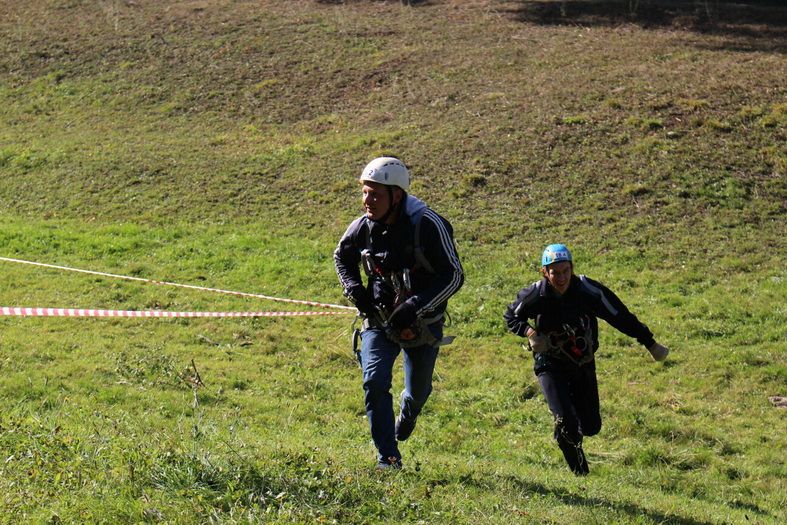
left=360, top=326, right=441, bottom=463
left=536, top=355, right=601, bottom=468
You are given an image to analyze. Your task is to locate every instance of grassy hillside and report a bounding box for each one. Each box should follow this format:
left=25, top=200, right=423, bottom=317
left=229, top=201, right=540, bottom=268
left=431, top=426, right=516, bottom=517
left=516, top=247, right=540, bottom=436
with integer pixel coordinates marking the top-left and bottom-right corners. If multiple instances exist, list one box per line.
left=1, top=1, right=785, bottom=523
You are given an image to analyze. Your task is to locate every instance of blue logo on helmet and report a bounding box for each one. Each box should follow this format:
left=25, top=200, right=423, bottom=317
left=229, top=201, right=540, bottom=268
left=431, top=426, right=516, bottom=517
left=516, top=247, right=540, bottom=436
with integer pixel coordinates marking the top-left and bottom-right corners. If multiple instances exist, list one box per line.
left=542, top=244, right=573, bottom=266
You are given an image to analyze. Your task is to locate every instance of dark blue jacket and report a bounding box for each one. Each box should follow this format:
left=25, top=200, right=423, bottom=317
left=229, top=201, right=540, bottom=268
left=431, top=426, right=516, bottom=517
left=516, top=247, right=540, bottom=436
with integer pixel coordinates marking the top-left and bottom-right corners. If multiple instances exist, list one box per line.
left=504, top=274, right=655, bottom=352
left=334, top=195, right=464, bottom=319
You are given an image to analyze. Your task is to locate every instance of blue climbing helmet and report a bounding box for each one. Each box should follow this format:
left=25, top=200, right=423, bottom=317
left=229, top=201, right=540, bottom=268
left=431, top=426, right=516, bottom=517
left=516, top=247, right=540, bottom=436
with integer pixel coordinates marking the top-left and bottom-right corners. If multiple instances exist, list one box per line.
left=541, top=244, right=573, bottom=267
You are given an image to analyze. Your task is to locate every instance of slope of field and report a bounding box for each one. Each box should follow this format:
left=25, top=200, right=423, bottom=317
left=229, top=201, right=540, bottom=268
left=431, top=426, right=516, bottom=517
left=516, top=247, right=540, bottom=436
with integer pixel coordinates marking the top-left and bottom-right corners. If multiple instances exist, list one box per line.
left=0, top=1, right=784, bottom=523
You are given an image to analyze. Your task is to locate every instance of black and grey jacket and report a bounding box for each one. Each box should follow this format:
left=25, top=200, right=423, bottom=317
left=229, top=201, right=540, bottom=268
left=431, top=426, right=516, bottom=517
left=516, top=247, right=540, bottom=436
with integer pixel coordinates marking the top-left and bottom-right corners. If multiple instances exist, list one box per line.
left=334, top=195, right=464, bottom=321
left=504, top=274, right=655, bottom=353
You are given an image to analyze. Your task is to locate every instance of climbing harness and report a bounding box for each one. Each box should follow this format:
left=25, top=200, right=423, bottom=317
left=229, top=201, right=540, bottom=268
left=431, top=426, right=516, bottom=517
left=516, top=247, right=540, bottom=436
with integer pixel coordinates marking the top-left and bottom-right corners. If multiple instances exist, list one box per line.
left=351, top=315, right=363, bottom=368
left=349, top=210, right=453, bottom=353
left=534, top=315, right=594, bottom=366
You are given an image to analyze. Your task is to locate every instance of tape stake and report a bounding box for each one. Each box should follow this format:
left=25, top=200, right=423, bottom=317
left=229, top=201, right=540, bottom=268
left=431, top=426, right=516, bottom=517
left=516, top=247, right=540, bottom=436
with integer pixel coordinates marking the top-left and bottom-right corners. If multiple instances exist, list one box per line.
left=0, top=306, right=353, bottom=318
left=0, top=256, right=356, bottom=311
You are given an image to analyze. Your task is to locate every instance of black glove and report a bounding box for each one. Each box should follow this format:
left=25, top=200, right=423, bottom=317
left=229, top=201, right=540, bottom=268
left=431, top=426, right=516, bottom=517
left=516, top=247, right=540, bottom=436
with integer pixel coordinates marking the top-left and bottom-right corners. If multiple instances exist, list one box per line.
left=388, top=300, right=417, bottom=331
left=346, top=286, right=374, bottom=316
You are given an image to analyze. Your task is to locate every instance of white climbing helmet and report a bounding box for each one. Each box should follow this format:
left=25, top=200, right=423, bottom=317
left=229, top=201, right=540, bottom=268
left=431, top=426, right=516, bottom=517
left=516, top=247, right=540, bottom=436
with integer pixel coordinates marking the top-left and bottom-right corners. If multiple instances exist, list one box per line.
left=359, top=157, right=410, bottom=192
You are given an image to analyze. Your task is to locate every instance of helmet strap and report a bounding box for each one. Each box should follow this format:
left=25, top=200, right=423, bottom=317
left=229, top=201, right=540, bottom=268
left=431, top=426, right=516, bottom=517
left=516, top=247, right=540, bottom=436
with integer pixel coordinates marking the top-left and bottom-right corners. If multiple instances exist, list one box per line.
left=376, top=186, right=403, bottom=224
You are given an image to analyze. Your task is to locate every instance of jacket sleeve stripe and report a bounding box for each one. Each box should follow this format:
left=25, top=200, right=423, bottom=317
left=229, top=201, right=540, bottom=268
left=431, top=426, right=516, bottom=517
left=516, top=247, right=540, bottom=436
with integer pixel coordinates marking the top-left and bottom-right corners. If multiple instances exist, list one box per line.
left=333, top=218, right=364, bottom=291
left=419, top=209, right=464, bottom=313
left=513, top=284, right=539, bottom=317
left=333, top=247, right=355, bottom=290
left=580, top=275, right=618, bottom=316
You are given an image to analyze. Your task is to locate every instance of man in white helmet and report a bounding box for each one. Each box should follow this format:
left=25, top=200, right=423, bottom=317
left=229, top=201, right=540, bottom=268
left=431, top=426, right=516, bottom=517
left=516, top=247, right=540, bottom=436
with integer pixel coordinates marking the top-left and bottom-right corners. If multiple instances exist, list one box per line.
left=504, top=244, right=669, bottom=475
left=334, top=156, right=464, bottom=470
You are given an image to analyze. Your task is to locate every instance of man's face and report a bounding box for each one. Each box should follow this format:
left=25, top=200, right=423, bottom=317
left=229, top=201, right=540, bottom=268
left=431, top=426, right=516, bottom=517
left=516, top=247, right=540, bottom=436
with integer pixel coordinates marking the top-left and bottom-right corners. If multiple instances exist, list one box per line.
left=362, top=181, right=401, bottom=222
left=543, top=261, right=573, bottom=294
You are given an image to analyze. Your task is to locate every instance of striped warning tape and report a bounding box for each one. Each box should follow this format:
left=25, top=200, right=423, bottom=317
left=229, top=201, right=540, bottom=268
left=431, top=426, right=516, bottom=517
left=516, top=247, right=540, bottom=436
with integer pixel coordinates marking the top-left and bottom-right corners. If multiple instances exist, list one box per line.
left=0, top=307, right=352, bottom=318
left=0, top=256, right=355, bottom=311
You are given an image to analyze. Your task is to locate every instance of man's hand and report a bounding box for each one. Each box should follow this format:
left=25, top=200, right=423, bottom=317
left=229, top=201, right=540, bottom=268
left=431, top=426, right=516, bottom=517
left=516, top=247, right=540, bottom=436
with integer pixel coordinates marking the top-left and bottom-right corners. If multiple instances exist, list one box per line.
left=347, top=286, right=374, bottom=317
left=648, top=342, right=669, bottom=362
left=528, top=333, right=550, bottom=354
left=388, top=301, right=417, bottom=331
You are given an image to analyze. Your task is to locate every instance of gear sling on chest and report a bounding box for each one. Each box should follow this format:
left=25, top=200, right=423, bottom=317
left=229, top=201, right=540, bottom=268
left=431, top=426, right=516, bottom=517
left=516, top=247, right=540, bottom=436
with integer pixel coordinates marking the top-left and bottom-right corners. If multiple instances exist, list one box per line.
left=354, top=207, right=449, bottom=351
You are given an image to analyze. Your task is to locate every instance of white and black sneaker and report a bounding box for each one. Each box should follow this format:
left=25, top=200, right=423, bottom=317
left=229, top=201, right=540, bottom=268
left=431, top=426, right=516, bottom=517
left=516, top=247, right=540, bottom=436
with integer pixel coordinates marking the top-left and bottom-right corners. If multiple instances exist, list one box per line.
left=376, top=456, right=403, bottom=470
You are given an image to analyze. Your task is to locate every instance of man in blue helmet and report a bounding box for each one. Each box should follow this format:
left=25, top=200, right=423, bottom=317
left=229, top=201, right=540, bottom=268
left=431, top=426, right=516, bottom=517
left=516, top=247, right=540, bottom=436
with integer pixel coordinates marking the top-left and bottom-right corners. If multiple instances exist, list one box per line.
left=334, top=157, right=464, bottom=470
left=503, top=244, right=669, bottom=475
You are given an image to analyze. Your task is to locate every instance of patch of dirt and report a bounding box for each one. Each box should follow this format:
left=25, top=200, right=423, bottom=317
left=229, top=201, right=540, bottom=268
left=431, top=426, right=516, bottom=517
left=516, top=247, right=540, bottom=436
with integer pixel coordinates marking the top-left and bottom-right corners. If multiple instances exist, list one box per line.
left=768, top=396, right=787, bottom=409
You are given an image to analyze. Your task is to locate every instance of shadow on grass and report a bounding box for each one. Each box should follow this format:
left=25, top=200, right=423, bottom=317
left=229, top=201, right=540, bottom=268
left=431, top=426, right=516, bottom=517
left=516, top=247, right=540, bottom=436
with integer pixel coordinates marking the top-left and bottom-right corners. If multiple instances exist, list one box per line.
left=498, top=473, right=768, bottom=524
left=316, top=0, right=432, bottom=5
left=503, top=0, right=787, bottom=53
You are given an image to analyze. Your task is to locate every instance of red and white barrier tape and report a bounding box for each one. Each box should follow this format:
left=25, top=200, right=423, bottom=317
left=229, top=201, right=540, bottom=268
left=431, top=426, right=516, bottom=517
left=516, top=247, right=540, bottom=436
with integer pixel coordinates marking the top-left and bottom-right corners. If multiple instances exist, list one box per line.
left=0, top=256, right=355, bottom=311
left=0, top=307, right=352, bottom=318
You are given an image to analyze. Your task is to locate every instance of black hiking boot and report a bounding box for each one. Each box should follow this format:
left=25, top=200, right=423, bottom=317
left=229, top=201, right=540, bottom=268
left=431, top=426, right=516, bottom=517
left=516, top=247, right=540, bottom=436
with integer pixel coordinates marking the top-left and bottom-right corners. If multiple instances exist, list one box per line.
left=395, top=415, right=417, bottom=441
left=559, top=441, right=589, bottom=476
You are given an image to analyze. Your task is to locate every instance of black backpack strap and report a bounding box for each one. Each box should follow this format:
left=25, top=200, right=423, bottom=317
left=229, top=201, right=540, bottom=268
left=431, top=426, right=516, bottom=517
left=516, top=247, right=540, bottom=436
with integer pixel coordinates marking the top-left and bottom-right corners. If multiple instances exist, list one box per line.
left=361, top=218, right=379, bottom=277
left=411, top=207, right=436, bottom=274
left=364, top=210, right=435, bottom=274
left=363, top=217, right=371, bottom=250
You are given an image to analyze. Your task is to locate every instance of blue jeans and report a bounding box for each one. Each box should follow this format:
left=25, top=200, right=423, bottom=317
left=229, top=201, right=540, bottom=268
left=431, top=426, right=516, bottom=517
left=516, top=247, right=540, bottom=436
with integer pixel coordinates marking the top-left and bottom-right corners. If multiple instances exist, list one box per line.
left=360, top=324, right=441, bottom=462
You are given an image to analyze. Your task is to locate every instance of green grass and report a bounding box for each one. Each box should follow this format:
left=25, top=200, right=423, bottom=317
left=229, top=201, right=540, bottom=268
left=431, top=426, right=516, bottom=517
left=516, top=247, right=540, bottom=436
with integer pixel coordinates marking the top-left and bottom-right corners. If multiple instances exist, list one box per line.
left=1, top=0, right=785, bottom=523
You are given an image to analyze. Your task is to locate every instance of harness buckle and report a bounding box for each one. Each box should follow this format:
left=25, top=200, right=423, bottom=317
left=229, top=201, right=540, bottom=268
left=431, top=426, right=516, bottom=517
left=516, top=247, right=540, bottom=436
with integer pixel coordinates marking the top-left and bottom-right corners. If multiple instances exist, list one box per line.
left=361, top=249, right=381, bottom=277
